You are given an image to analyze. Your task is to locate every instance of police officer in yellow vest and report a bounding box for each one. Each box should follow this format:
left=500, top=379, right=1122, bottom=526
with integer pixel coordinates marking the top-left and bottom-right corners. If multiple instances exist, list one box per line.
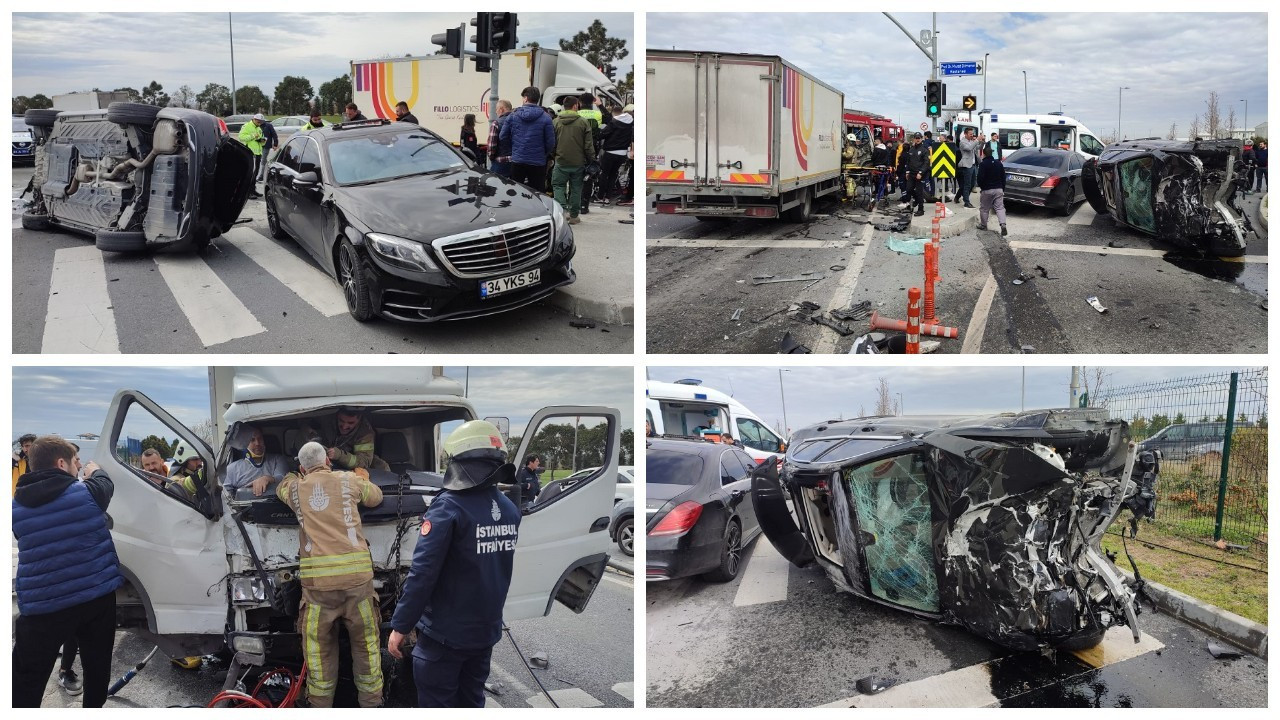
left=238, top=114, right=266, bottom=199
left=277, top=441, right=385, bottom=707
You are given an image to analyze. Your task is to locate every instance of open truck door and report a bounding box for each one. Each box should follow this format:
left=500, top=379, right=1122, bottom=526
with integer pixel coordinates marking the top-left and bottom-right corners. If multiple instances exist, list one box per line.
left=99, top=390, right=227, bottom=655
left=504, top=406, right=621, bottom=620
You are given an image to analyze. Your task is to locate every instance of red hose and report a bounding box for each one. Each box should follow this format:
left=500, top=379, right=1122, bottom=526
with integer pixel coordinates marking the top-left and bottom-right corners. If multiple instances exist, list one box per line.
left=207, top=663, right=308, bottom=708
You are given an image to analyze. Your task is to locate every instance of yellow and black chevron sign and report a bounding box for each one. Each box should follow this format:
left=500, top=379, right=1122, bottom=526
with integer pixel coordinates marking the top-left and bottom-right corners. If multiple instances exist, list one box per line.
left=931, top=142, right=956, bottom=179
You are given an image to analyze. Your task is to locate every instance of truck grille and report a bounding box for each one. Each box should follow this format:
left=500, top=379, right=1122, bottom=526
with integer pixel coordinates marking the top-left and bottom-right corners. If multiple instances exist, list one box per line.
left=431, top=216, right=554, bottom=278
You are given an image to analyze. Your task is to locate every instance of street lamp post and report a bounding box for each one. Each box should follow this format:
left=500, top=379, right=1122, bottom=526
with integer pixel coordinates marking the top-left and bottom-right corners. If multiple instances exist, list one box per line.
left=983, top=52, right=989, bottom=112
left=1118, top=86, right=1130, bottom=142
left=229, top=13, right=237, bottom=115
left=778, top=369, right=790, bottom=438
left=1241, top=98, right=1248, bottom=141
left=1022, top=70, right=1028, bottom=113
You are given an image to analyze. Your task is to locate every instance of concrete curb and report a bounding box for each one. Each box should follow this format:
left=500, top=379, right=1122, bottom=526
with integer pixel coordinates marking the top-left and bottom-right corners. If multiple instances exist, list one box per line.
left=548, top=290, right=633, bottom=327
left=606, top=558, right=634, bottom=576
left=1259, top=193, right=1268, bottom=231
left=1120, top=568, right=1268, bottom=658
left=903, top=204, right=980, bottom=238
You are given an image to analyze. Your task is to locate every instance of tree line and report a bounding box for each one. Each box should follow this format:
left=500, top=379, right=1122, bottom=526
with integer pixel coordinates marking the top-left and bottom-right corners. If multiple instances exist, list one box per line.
left=13, top=74, right=355, bottom=118
left=508, top=422, right=634, bottom=471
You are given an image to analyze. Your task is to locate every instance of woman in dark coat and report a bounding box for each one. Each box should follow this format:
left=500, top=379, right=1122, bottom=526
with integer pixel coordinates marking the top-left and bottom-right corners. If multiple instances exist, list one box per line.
left=460, top=114, right=481, bottom=159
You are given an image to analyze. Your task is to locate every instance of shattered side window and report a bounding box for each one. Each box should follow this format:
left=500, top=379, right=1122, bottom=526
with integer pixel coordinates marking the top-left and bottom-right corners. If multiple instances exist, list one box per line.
left=1119, top=156, right=1156, bottom=232
left=843, top=454, right=939, bottom=612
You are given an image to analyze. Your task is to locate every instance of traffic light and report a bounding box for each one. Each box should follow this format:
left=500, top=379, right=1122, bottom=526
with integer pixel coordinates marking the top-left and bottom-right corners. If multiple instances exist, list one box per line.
left=490, top=12, right=518, bottom=51
left=925, top=80, right=943, bottom=118
left=471, top=13, right=492, bottom=72
left=432, top=27, right=462, bottom=58
left=602, top=63, right=617, bottom=82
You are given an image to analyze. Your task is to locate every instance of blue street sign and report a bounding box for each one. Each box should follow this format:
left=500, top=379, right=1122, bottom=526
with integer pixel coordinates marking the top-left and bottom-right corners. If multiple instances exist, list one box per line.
left=940, top=61, right=983, bottom=77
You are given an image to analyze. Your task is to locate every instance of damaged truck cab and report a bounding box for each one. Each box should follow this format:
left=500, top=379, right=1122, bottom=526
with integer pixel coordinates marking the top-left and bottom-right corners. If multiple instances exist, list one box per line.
left=751, top=408, right=1158, bottom=651
left=97, top=367, right=621, bottom=697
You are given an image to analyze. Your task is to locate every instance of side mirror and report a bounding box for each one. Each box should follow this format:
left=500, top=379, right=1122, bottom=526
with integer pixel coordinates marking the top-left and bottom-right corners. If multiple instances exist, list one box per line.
left=294, top=170, right=320, bottom=187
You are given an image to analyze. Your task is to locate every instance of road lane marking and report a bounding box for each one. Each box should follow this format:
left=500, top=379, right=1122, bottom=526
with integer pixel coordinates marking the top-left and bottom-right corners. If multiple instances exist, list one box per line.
left=526, top=688, right=604, bottom=708
left=813, top=221, right=875, bottom=353
left=1010, top=240, right=1269, bottom=263
left=1067, top=204, right=1096, bottom=225
left=602, top=572, right=634, bottom=588
left=487, top=660, right=535, bottom=708
left=647, top=237, right=849, bottom=249
left=220, top=227, right=348, bottom=316
left=960, top=273, right=997, bottom=354
left=820, top=627, right=1165, bottom=708
left=42, top=245, right=120, bottom=353
left=611, top=682, right=634, bottom=702
left=732, top=536, right=791, bottom=607
left=153, top=254, right=266, bottom=347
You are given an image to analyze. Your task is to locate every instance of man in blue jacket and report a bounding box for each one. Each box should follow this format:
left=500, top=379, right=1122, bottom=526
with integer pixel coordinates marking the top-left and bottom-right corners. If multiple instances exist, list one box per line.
left=387, top=421, right=521, bottom=708
left=500, top=86, right=556, bottom=192
left=12, top=436, right=123, bottom=708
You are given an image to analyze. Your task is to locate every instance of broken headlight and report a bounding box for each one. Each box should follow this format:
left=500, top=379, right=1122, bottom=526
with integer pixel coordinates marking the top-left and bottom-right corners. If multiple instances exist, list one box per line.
left=231, top=576, right=266, bottom=604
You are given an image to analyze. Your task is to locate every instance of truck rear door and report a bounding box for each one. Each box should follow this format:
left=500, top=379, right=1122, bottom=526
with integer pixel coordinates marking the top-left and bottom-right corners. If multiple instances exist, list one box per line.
left=504, top=406, right=622, bottom=620
left=704, top=54, right=775, bottom=189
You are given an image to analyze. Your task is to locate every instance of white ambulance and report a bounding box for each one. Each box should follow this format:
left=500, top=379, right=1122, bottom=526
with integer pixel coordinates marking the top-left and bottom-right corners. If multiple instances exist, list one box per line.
left=953, top=110, right=1106, bottom=161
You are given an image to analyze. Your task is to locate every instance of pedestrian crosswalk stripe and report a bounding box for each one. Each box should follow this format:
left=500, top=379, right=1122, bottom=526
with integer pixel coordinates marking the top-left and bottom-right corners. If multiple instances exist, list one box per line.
left=611, top=682, right=634, bottom=702
left=42, top=245, right=120, bottom=354
left=647, top=238, right=849, bottom=249
left=733, top=536, right=790, bottom=607
left=1010, top=239, right=1268, bottom=263
left=526, top=687, right=605, bottom=708
left=153, top=253, right=266, bottom=347
left=220, top=227, right=349, bottom=317
left=815, top=627, right=1164, bottom=708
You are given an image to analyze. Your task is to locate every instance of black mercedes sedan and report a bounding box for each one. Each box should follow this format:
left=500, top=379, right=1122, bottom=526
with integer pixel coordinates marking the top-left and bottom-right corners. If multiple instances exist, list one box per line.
left=646, top=437, right=761, bottom=583
left=263, top=118, right=575, bottom=323
left=20, top=103, right=254, bottom=252
left=1001, top=147, right=1085, bottom=215
left=750, top=408, right=1159, bottom=652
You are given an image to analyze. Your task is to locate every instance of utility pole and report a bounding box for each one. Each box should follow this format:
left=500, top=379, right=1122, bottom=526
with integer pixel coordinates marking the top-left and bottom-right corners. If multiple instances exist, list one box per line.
left=983, top=52, right=989, bottom=112
left=1022, top=70, right=1028, bottom=113
left=1118, top=86, right=1130, bottom=142
left=883, top=12, right=939, bottom=134
left=1069, top=367, right=1081, bottom=408
left=778, top=369, right=790, bottom=438
left=229, top=13, right=237, bottom=115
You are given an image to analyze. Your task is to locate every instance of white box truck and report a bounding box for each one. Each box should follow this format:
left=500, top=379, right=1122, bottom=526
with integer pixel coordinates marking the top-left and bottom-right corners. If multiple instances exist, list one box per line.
left=952, top=110, right=1107, bottom=161
left=350, top=48, right=620, bottom=148
left=647, top=50, right=845, bottom=221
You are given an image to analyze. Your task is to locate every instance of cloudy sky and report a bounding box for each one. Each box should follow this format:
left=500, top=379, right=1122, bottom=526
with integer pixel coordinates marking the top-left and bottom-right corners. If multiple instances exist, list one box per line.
left=649, top=12, right=1267, bottom=140
left=646, top=366, right=1264, bottom=436
left=12, top=366, right=633, bottom=444
left=11, top=12, right=633, bottom=101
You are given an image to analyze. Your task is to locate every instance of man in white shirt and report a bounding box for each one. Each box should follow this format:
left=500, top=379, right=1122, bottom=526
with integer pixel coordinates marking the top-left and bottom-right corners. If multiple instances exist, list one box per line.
left=224, top=426, right=291, bottom=496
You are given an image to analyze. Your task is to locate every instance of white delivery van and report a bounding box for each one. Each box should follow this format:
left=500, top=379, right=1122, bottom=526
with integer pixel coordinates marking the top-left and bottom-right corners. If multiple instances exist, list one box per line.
left=100, top=366, right=621, bottom=698
left=953, top=110, right=1106, bottom=161
left=350, top=48, right=620, bottom=151
left=646, top=379, right=786, bottom=464
left=647, top=50, right=845, bottom=221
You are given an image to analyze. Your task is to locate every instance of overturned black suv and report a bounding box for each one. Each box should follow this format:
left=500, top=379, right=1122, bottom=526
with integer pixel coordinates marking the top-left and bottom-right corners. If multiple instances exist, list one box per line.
left=20, top=103, right=254, bottom=252
left=1082, top=138, right=1253, bottom=257
left=751, top=408, right=1158, bottom=652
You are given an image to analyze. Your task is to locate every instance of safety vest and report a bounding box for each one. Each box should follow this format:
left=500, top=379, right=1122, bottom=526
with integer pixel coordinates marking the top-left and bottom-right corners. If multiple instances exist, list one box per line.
left=278, top=468, right=383, bottom=590
left=238, top=122, right=265, bottom=156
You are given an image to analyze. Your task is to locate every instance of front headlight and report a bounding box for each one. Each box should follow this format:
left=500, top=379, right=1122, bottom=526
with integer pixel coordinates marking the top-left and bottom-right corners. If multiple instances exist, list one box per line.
left=366, top=233, right=439, bottom=272
left=231, top=577, right=265, bottom=604
left=548, top=200, right=568, bottom=238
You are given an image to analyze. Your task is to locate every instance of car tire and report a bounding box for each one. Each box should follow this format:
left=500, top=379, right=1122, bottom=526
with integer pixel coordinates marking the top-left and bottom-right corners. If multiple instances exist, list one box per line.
left=617, top=517, right=634, bottom=557
left=1081, top=160, right=1108, bottom=215
left=95, top=229, right=148, bottom=253
left=23, top=109, right=60, bottom=128
left=785, top=188, right=813, bottom=223
left=337, top=239, right=376, bottom=322
left=20, top=212, right=49, bottom=231
left=1057, top=626, right=1106, bottom=651
left=265, top=196, right=289, bottom=240
left=106, top=102, right=162, bottom=127
left=703, top=519, right=742, bottom=583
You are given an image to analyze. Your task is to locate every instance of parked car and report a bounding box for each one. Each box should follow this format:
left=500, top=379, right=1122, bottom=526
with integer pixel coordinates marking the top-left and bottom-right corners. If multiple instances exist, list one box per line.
left=610, top=496, right=634, bottom=557
left=263, top=118, right=576, bottom=322
left=1001, top=147, right=1085, bottom=215
left=20, top=103, right=254, bottom=252
left=12, top=115, right=35, bottom=164
left=97, top=367, right=621, bottom=699
left=646, top=437, right=762, bottom=582
left=1082, top=137, right=1252, bottom=256
left=223, top=113, right=255, bottom=134
left=750, top=408, right=1159, bottom=651
left=1138, top=421, right=1247, bottom=462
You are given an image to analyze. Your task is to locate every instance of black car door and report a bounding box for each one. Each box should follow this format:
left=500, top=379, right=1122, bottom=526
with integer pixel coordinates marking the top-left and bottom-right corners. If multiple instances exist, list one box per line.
left=293, top=138, right=328, bottom=260
left=721, top=448, right=760, bottom=539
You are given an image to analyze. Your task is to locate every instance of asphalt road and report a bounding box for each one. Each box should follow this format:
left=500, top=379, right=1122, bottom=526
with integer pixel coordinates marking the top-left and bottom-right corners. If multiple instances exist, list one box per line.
left=13, top=554, right=634, bottom=709
left=12, top=166, right=632, bottom=354
left=646, top=536, right=1267, bottom=708
left=646, top=190, right=1268, bottom=354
